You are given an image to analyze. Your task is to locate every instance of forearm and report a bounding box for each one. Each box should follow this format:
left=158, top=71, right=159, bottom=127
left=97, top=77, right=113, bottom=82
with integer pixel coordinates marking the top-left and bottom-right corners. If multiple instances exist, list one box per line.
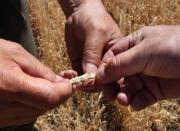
left=58, top=0, right=102, bottom=18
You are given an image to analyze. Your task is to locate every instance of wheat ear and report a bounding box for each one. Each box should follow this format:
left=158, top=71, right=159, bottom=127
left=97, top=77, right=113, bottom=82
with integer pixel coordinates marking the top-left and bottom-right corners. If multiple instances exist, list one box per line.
left=70, top=73, right=96, bottom=85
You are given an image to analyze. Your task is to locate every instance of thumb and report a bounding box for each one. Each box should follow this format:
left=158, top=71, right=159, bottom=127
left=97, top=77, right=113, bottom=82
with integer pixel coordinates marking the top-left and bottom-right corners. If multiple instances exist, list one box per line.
left=82, top=32, right=107, bottom=73
left=96, top=30, right=146, bottom=84
left=82, top=26, right=123, bottom=73
left=96, top=42, right=148, bottom=84
left=7, top=66, right=73, bottom=109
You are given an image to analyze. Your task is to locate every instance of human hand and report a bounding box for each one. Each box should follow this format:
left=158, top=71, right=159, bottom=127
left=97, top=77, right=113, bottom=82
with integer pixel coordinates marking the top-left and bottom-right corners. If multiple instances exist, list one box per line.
left=0, top=39, right=73, bottom=127
left=64, top=0, right=123, bottom=73
left=96, top=25, right=180, bottom=110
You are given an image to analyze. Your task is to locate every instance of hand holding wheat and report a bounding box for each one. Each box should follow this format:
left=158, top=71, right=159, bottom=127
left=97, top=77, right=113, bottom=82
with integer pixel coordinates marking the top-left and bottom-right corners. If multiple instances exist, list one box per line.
left=0, top=39, right=73, bottom=127
left=96, top=25, right=180, bottom=111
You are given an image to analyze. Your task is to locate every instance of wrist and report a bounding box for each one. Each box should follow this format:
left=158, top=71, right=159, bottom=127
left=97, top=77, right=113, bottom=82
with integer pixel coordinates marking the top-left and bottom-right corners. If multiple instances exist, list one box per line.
left=58, top=0, right=103, bottom=18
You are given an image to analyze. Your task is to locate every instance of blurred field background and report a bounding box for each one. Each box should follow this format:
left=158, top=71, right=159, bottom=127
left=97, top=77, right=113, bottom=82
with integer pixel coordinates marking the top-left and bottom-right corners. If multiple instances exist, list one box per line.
left=28, top=0, right=180, bottom=130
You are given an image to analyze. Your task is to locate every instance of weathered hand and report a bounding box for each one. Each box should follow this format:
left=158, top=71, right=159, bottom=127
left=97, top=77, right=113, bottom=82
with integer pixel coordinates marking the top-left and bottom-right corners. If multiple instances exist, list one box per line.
left=0, top=39, right=73, bottom=127
left=96, top=25, right=180, bottom=110
left=65, top=0, right=122, bottom=73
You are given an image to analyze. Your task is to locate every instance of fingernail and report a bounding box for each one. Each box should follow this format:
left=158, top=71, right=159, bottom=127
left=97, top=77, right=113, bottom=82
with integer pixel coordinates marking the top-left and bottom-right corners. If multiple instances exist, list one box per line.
left=83, top=63, right=97, bottom=73
left=117, top=93, right=129, bottom=106
left=73, top=85, right=77, bottom=90
left=95, top=66, right=107, bottom=84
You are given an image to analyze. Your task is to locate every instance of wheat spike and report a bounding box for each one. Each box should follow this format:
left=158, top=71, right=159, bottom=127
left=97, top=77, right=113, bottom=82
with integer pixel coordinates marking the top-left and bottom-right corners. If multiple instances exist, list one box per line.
left=70, top=73, right=96, bottom=85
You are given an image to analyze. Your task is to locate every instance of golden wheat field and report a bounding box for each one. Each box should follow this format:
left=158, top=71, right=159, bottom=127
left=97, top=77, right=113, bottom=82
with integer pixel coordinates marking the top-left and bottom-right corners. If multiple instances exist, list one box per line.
left=28, top=0, right=180, bottom=130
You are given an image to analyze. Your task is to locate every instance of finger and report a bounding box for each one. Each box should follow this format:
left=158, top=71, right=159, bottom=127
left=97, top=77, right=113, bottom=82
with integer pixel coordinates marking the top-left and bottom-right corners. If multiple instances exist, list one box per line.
left=110, top=29, right=145, bottom=55
left=96, top=42, right=148, bottom=84
left=96, top=29, right=146, bottom=83
left=18, top=78, right=73, bottom=110
left=138, top=75, right=165, bottom=101
left=59, top=70, right=78, bottom=79
left=98, top=29, right=144, bottom=68
left=0, top=102, right=45, bottom=119
left=9, top=43, right=57, bottom=82
left=83, top=30, right=108, bottom=73
left=160, top=79, right=180, bottom=99
left=103, top=82, right=121, bottom=101
left=82, top=21, right=123, bottom=73
left=65, top=22, right=83, bottom=74
left=130, top=89, right=156, bottom=111
left=2, top=66, right=73, bottom=110
left=0, top=116, right=37, bottom=128
left=117, top=76, right=144, bottom=106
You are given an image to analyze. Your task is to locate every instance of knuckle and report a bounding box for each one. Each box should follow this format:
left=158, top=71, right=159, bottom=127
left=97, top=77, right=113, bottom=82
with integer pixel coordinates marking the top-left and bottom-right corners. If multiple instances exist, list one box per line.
left=41, top=66, right=52, bottom=76
left=40, top=88, right=59, bottom=109
left=10, top=43, right=23, bottom=52
left=107, top=56, right=128, bottom=75
left=0, top=64, right=20, bottom=90
left=129, top=30, right=144, bottom=46
left=42, top=95, right=57, bottom=110
left=42, top=83, right=71, bottom=110
left=66, top=16, right=73, bottom=25
left=111, top=57, right=119, bottom=67
left=39, top=65, right=56, bottom=80
left=91, top=22, right=108, bottom=35
left=83, top=49, right=101, bottom=65
left=96, top=26, right=107, bottom=35
left=9, top=43, right=24, bottom=56
left=106, top=58, right=119, bottom=73
left=164, top=39, right=178, bottom=53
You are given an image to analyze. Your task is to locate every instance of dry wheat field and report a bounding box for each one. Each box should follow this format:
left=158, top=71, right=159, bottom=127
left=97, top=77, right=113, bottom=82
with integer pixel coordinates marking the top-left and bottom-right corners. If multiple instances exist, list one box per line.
left=29, top=0, right=180, bottom=130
